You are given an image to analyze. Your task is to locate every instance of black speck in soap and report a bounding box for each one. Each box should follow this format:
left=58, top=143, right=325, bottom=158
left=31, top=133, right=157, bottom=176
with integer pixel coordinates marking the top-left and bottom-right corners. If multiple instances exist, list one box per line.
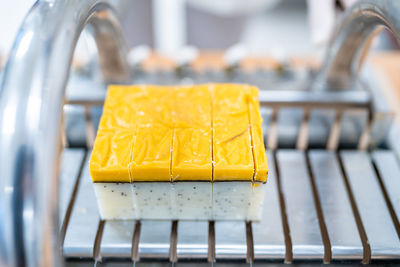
left=193, top=186, right=196, bottom=190
left=150, top=190, right=153, bottom=193
left=103, top=185, right=107, bottom=188
left=111, top=190, right=114, bottom=192
left=187, top=197, right=190, bottom=201
left=157, top=198, right=161, bottom=201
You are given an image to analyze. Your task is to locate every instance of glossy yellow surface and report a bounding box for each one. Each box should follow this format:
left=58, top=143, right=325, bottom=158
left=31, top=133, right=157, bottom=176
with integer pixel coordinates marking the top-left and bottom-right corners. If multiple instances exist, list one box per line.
left=173, top=85, right=212, bottom=128
left=98, top=85, right=147, bottom=131
left=247, top=86, right=268, bottom=182
left=135, top=85, right=175, bottom=128
left=213, top=84, right=254, bottom=181
left=172, top=128, right=212, bottom=180
left=90, top=130, right=135, bottom=182
left=172, top=86, right=212, bottom=181
left=130, top=126, right=173, bottom=181
left=89, top=84, right=268, bottom=182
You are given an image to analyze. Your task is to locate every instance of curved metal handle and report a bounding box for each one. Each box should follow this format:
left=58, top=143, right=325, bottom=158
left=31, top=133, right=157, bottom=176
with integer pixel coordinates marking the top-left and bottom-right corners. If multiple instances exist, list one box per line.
left=0, top=1, right=130, bottom=266
left=314, top=0, right=400, bottom=90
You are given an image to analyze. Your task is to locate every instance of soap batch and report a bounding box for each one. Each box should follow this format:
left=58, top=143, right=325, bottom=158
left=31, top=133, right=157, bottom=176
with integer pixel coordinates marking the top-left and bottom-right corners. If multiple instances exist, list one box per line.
left=90, top=84, right=268, bottom=220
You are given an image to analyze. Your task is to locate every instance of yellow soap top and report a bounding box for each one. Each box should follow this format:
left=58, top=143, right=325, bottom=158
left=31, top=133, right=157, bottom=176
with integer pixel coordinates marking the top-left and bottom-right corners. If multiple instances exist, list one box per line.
left=130, top=126, right=173, bottom=181
left=89, top=84, right=268, bottom=183
left=171, top=85, right=212, bottom=181
left=212, top=84, right=254, bottom=181
left=90, top=130, right=135, bottom=183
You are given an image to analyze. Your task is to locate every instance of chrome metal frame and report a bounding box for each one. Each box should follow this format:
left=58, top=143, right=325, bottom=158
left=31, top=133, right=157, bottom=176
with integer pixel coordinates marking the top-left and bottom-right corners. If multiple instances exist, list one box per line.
left=0, top=1, right=129, bottom=266
left=315, top=0, right=400, bottom=90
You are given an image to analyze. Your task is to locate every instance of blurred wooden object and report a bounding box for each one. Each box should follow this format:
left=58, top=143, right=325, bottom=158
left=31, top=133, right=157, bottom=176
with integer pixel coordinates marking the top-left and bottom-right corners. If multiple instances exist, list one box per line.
left=370, top=52, right=400, bottom=124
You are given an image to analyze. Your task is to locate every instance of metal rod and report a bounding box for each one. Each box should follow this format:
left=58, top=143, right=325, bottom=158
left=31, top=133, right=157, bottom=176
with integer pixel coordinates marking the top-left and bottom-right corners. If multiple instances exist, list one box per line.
left=314, top=0, right=400, bottom=90
left=305, top=152, right=332, bottom=263
left=208, top=221, right=216, bottom=263
left=245, top=222, right=254, bottom=264
left=131, top=221, right=141, bottom=262
left=60, top=105, right=68, bottom=148
left=337, top=154, right=371, bottom=264
left=84, top=105, right=96, bottom=149
left=169, top=221, right=178, bottom=262
left=65, top=90, right=372, bottom=110
left=357, top=112, right=374, bottom=151
left=272, top=151, right=293, bottom=263
left=296, top=108, right=310, bottom=151
left=267, top=108, right=279, bottom=151
left=327, top=111, right=343, bottom=151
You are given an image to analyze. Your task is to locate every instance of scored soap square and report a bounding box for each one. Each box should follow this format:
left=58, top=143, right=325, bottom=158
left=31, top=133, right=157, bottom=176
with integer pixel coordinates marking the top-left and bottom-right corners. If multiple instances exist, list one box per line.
left=98, top=85, right=145, bottom=131
left=136, top=85, right=176, bottom=128
left=212, top=84, right=254, bottom=181
left=130, top=126, right=173, bottom=182
left=90, top=130, right=135, bottom=182
left=172, top=128, right=212, bottom=181
left=172, top=85, right=212, bottom=181
left=173, top=85, right=212, bottom=129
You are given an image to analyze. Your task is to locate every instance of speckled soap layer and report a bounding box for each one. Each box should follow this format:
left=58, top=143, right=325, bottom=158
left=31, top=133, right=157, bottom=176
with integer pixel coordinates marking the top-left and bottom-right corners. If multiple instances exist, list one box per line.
left=94, top=182, right=266, bottom=221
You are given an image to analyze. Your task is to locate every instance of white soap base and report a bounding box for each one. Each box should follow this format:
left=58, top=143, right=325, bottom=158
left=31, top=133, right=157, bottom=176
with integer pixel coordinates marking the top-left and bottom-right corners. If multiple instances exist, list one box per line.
left=93, top=182, right=266, bottom=221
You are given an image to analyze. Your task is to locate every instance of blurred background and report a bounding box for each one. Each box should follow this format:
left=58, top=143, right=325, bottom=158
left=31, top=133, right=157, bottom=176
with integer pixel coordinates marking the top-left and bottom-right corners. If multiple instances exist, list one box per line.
left=1, top=0, right=399, bottom=68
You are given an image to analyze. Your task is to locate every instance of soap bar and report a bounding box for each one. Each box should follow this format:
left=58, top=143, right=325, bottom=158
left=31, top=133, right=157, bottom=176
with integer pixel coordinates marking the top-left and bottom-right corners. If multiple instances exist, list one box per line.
left=212, top=84, right=254, bottom=181
left=172, top=86, right=212, bottom=181
left=130, top=86, right=175, bottom=181
left=172, top=128, right=212, bottom=181
left=136, top=85, right=175, bottom=128
left=89, top=130, right=135, bottom=182
left=89, top=84, right=269, bottom=221
left=247, top=86, right=268, bottom=182
left=98, top=85, right=144, bottom=131
left=172, top=85, right=212, bottom=129
left=130, top=126, right=173, bottom=182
